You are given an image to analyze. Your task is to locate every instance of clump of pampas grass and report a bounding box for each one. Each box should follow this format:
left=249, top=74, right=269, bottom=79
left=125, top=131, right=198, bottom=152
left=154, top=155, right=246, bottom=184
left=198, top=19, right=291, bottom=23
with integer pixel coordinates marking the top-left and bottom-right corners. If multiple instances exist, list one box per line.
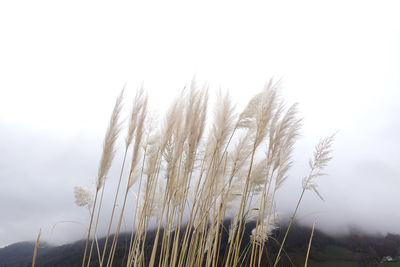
left=61, top=79, right=334, bottom=267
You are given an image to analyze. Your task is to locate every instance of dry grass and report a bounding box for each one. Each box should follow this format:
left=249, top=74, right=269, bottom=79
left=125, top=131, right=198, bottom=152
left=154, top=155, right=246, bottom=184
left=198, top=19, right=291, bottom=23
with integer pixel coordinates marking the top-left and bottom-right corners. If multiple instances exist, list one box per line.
left=55, top=79, right=335, bottom=267
left=31, top=229, right=41, bottom=267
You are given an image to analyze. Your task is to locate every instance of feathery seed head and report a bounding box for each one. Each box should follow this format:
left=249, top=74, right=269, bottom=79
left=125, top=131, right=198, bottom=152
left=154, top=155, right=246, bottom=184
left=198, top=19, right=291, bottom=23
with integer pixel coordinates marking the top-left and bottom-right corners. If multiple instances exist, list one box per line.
left=74, top=186, right=93, bottom=208
left=302, top=134, right=335, bottom=200
left=125, top=86, right=146, bottom=147
left=250, top=216, right=277, bottom=244
left=96, top=88, right=124, bottom=191
left=249, top=159, right=269, bottom=192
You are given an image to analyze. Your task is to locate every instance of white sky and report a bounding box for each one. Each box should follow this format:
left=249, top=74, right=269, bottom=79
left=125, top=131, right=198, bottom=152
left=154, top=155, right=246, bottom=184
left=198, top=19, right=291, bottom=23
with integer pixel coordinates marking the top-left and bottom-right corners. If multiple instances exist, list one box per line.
left=0, top=0, right=400, bottom=247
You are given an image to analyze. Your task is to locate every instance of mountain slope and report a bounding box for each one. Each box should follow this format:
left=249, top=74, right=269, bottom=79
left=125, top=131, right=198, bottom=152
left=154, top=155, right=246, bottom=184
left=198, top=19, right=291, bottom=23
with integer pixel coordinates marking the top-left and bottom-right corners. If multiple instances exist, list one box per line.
left=1, top=224, right=399, bottom=266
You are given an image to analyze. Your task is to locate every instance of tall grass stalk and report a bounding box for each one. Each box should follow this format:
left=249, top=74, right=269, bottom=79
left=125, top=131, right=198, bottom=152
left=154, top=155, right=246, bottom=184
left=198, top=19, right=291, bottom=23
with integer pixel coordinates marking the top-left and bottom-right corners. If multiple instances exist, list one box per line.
left=82, top=88, right=124, bottom=267
left=87, top=184, right=106, bottom=267
left=31, top=229, right=41, bottom=267
left=304, top=219, right=317, bottom=267
left=106, top=92, right=148, bottom=267
left=273, top=135, right=334, bottom=267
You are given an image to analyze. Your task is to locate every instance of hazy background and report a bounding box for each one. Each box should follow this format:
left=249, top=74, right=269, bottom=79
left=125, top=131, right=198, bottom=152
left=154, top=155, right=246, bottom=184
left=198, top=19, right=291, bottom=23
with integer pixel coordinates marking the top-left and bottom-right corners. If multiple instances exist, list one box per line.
left=1, top=0, right=399, bottom=247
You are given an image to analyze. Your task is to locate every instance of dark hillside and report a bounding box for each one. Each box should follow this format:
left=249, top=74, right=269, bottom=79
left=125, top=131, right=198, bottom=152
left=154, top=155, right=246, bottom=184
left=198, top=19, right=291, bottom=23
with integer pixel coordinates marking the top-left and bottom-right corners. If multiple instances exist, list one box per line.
left=1, top=223, right=399, bottom=266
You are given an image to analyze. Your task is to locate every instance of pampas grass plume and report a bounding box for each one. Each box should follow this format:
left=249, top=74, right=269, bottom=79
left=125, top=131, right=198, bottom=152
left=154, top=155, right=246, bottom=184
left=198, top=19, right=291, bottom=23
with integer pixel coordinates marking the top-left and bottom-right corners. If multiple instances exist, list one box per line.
left=96, top=89, right=124, bottom=191
left=74, top=186, right=93, bottom=208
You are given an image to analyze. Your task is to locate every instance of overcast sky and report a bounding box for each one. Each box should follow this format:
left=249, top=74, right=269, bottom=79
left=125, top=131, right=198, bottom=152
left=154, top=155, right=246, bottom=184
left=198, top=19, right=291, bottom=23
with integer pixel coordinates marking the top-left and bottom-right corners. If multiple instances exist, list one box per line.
left=1, top=0, right=400, bottom=247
